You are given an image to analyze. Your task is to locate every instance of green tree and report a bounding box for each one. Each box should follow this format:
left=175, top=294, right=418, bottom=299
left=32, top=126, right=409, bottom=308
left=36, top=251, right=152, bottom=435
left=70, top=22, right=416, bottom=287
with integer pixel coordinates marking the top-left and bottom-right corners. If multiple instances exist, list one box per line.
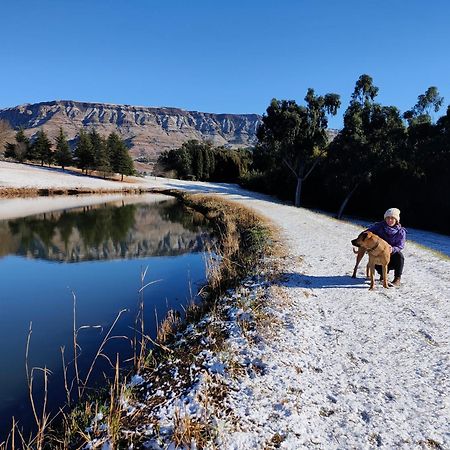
left=3, top=142, right=17, bottom=160
left=327, top=74, right=406, bottom=219
left=107, top=132, right=134, bottom=180
left=156, top=141, right=253, bottom=182
left=402, top=87, right=444, bottom=176
left=32, top=129, right=53, bottom=166
left=74, top=129, right=94, bottom=174
left=404, top=86, right=444, bottom=125
left=256, top=88, right=341, bottom=206
left=90, top=129, right=110, bottom=177
left=5, top=128, right=30, bottom=162
left=192, top=144, right=204, bottom=180
left=54, top=127, right=73, bottom=170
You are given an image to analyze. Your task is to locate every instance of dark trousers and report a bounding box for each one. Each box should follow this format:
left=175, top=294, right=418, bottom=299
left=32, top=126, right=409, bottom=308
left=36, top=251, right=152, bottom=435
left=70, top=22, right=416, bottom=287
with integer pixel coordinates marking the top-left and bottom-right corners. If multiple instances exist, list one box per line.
left=375, top=252, right=404, bottom=279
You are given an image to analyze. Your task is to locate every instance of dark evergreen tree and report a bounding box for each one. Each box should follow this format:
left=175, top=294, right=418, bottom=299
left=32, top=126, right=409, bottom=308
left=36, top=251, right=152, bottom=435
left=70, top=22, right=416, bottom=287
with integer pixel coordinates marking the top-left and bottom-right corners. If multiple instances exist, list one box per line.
left=74, top=130, right=94, bottom=174
left=32, top=129, right=53, bottom=166
left=90, top=129, right=110, bottom=177
left=107, top=132, right=134, bottom=180
left=4, top=142, right=17, bottom=160
left=5, top=129, right=30, bottom=162
left=54, top=127, right=73, bottom=170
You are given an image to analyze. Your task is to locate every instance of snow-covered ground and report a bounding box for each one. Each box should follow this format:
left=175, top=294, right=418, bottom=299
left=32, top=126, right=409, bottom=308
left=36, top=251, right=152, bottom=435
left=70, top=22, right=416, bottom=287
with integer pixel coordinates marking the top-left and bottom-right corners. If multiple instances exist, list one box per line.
left=1, top=161, right=449, bottom=448
left=0, top=161, right=144, bottom=190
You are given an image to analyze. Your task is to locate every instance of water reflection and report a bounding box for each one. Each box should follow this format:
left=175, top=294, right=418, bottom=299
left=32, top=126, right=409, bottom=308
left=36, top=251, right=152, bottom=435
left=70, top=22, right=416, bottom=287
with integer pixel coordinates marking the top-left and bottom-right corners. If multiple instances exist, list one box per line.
left=0, top=197, right=211, bottom=262
left=0, top=195, right=213, bottom=438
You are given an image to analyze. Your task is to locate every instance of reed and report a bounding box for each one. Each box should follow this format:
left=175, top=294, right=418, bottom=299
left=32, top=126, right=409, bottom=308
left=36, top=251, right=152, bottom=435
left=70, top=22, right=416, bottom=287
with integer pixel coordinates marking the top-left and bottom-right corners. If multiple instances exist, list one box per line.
left=132, top=266, right=162, bottom=372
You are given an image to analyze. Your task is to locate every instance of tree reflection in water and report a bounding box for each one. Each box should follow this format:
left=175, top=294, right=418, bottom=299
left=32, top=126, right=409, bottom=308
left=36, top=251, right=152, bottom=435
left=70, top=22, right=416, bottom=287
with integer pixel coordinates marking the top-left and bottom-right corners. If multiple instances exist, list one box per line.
left=4, top=198, right=214, bottom=262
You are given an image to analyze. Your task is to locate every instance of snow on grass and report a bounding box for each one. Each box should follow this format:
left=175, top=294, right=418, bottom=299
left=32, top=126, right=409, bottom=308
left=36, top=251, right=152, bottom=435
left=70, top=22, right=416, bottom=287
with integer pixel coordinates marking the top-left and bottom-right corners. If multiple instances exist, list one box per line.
left=1, top=162, right=449, bottom=448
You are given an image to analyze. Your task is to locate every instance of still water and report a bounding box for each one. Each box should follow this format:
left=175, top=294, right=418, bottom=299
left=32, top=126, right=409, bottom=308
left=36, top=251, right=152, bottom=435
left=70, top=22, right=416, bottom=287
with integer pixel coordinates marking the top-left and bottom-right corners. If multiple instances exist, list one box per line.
left=0, top=194, right=213, bottom=436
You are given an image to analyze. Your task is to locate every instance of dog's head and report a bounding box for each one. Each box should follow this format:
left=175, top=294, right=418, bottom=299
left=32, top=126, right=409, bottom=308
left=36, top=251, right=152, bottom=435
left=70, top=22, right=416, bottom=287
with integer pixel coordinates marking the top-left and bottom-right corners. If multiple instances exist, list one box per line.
left=351, top=231, right=377, bottom=249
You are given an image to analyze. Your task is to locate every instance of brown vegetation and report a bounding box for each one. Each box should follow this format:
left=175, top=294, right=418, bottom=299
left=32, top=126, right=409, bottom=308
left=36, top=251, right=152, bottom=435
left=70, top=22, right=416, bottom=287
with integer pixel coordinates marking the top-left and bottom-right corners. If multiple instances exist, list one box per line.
left=0, top=186, right=150, bottom=198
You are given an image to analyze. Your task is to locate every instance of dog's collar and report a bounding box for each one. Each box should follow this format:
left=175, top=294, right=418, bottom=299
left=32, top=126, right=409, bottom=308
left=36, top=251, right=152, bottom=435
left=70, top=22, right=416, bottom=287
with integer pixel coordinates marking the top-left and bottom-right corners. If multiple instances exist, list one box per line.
left=367, top=241, right=380, bottom=252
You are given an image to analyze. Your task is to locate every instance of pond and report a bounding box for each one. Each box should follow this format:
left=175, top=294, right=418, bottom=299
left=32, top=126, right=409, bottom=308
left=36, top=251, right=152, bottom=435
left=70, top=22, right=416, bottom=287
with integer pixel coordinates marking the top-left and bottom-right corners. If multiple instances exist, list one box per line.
left=0, top=193, right=214, bottom=438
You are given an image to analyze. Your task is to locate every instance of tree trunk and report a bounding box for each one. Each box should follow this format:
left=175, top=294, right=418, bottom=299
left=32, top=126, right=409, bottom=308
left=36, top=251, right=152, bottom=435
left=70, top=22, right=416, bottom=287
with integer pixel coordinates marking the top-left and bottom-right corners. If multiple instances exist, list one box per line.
left=295, top=176, right=303, bottom=207
left=121, top=173, right=124, bottom=181
left=337, top=182, right=360, bottom=219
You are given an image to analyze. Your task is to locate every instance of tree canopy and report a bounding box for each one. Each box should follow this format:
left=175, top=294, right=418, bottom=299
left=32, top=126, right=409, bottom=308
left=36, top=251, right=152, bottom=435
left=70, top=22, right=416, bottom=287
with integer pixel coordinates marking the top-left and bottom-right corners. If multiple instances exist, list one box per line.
left=255, top=88, right=340, bottom=206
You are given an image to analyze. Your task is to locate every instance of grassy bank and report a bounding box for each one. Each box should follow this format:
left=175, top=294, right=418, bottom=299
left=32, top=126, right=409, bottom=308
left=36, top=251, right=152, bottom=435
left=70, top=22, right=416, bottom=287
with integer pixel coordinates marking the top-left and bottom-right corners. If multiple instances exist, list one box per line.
left=1, top=190, right=279, bottom=449
left=0, top=187, right=151, bottom=198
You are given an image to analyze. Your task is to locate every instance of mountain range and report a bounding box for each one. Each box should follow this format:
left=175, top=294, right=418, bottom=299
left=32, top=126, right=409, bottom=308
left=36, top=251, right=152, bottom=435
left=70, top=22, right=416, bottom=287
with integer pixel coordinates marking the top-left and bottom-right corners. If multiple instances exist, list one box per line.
left=0, top=100, right=262, bottom=162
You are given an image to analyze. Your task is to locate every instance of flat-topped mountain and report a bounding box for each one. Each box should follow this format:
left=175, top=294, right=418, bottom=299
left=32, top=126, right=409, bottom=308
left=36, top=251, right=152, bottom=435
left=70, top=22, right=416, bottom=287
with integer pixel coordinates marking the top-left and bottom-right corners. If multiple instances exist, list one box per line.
left=0, top=100, right=262, bottom=161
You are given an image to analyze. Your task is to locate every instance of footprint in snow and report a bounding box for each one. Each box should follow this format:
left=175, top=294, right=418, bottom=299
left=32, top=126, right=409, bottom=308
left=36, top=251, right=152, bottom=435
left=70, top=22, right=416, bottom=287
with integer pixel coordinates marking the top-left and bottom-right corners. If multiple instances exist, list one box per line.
left=418, top=329, right=439, bottom=346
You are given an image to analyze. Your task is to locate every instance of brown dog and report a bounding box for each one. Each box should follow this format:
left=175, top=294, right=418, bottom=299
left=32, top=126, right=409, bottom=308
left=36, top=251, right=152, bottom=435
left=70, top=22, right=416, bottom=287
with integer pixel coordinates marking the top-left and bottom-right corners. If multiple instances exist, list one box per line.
left=351, top=231, right=391, bottom=290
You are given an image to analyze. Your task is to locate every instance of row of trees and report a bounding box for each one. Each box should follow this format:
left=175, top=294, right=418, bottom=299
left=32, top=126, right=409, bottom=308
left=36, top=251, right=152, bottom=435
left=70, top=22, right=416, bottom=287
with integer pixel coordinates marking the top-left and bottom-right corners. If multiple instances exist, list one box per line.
left=249, top=75, right=449, bottom=234
left=156, top=75, right=448, bottom=234
left=156, top=140, right=252, bottom=183
left=4, top=128, right=134, bottom=180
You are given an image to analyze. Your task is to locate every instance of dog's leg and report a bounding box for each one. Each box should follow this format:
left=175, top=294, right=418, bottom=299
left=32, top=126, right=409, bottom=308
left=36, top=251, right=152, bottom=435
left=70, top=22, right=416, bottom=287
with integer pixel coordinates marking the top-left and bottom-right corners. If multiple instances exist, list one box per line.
left=369, top=264, right=375, bottom=290
left=365, top=263, right=369, bottom=278
left=382, top=265, right=389, bottom=289
left=352, top=248, right=365, bottom=278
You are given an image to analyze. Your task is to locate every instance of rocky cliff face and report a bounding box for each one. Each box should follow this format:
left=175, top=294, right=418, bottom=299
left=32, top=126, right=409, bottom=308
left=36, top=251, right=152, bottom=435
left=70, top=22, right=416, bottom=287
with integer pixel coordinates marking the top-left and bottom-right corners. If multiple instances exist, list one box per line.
left=0, top=100, right=262, bottom=160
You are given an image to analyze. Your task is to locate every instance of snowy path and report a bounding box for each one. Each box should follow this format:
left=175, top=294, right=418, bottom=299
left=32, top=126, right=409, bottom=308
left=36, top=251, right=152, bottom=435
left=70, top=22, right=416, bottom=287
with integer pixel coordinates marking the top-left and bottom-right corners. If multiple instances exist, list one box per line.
left=1, top=163, right=449, bottom=448
left=236, top=202, right=449, bottom=449
left=145, top=178, right=450, bottom=449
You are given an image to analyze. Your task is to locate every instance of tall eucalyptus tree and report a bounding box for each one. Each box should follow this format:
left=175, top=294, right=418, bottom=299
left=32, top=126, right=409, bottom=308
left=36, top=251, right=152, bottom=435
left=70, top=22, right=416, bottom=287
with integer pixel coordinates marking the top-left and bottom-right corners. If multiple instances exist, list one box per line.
left=257, top=88, right=340, bottom=207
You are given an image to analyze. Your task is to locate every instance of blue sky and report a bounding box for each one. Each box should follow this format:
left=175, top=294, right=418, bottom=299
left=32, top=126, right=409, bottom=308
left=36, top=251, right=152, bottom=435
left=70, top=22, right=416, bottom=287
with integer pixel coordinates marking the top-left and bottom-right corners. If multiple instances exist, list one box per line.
left=1, top=0, right=449, bottom=128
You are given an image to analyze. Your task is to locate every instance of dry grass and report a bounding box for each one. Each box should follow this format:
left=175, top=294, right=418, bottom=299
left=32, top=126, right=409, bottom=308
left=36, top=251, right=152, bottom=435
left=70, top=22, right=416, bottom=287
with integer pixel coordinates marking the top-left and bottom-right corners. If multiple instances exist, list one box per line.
left=156, top=309, right=181, bottom=344
left=172, top=407, right=209, bottom=448
left=0, top=186, right=151, bottom=198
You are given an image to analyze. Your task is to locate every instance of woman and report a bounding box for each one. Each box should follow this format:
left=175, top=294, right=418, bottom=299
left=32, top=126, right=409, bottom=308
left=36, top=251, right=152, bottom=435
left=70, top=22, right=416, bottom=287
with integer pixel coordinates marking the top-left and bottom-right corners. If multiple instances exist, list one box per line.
left=368, top=208, right=406, bottom=287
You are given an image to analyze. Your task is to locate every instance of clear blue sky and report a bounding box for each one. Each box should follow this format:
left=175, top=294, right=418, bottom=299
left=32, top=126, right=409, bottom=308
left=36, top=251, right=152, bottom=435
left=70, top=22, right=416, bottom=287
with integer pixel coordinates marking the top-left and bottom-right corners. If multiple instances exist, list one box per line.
left=1, top=0, right=449, bottom=128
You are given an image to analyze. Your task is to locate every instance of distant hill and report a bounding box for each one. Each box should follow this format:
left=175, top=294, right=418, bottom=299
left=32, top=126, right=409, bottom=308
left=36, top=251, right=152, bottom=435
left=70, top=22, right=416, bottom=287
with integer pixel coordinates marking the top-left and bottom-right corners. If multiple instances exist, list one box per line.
left=0, top=100, right=262, bottom=161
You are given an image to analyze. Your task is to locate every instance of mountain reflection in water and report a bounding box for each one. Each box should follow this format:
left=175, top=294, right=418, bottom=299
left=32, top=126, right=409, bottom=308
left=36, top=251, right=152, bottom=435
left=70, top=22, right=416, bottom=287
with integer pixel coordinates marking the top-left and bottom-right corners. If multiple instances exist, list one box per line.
left=0, top=197, right=213, bottom=262
left=0, top=195, right=214, bottom=439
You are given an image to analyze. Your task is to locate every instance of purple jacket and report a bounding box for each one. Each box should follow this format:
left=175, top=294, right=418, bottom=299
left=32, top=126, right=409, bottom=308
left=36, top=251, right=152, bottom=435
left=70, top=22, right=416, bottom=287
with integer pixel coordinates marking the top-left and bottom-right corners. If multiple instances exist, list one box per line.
left=368, top=221, right=406, bottom=254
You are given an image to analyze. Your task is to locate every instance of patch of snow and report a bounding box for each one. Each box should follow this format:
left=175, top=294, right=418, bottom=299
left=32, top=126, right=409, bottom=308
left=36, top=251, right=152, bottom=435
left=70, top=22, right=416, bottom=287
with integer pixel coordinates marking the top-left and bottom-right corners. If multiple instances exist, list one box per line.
left=129, top=374, right=145, bottom=387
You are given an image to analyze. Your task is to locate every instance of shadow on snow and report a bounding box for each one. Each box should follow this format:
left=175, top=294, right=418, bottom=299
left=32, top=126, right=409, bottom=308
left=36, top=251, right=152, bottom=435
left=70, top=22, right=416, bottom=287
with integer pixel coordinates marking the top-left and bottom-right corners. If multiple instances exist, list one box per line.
left=278, top=272, right=368, bottom=289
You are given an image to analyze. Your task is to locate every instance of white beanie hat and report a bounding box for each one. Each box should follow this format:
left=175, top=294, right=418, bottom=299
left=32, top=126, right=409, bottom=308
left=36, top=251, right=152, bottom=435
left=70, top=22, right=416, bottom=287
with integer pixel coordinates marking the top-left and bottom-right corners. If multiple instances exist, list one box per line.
left=384, top=207, right=400, bottom=222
